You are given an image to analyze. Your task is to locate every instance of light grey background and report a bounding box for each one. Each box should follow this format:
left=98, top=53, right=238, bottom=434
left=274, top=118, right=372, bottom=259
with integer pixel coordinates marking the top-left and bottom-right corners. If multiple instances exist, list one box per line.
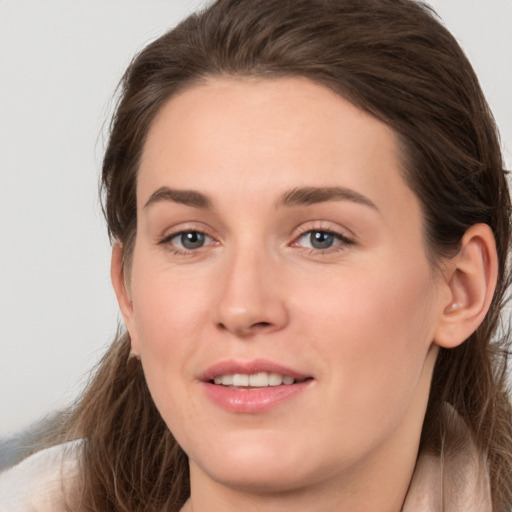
left=1, top=0, right=511, bottom=437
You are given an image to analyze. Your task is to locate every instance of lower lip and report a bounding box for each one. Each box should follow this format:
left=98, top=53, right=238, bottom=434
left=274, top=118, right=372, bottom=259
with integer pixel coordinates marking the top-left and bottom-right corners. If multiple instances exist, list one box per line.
left=202, top=380, right=312, bottom=413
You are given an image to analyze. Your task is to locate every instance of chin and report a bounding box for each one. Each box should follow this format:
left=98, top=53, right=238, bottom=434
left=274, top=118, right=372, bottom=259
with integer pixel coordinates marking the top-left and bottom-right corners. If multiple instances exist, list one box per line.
left=202, top=460, right=313, bottom=495
left=189, top=433, right=322, bottom=493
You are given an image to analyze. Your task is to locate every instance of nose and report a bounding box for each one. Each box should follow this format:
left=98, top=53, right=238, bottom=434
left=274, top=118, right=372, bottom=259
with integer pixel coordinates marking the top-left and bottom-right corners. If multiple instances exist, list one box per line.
left=214, top=246, right=289, bottom=338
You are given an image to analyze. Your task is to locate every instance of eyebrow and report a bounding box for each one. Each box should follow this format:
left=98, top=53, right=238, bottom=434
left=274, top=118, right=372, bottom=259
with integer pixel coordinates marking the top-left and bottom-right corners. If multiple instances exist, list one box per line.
left=143, top=185, right=378, bottom=212
left=144, top=187, right=212, bottom=209
left=278, top=186, right=378, bottom=211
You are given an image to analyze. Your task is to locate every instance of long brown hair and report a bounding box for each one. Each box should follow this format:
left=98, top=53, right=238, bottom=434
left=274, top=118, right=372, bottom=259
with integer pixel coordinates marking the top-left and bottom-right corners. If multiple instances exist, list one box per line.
left=61, top=1, right=512, bottom=510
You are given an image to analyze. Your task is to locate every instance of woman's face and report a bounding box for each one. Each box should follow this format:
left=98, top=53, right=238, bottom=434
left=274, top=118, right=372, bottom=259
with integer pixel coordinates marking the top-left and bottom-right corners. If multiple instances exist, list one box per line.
left=119, top=77, right=450, bottom=498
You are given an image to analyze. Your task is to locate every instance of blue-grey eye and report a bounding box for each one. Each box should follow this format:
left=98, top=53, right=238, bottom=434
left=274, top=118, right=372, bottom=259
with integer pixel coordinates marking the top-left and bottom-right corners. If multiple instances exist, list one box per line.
left=298, top=230, right=343, bottom=250
left=172, top=231, right=209, bottom=250
left=310, top=231, right=335, bottom=249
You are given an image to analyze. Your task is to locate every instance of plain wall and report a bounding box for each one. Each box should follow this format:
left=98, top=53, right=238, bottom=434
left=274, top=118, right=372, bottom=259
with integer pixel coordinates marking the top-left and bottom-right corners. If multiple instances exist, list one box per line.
left=1, top=0, right=511, bottom=437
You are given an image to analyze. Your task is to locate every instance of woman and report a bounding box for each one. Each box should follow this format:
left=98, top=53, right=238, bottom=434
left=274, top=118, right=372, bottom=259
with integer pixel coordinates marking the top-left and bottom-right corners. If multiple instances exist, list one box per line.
left=1, top=0, right=510, bottom=510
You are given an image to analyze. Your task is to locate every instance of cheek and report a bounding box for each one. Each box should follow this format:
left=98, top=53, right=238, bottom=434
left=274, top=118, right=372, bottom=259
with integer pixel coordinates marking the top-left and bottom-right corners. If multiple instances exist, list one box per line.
left=294, top=256, right=438, bottom=419
left=127, top=252, right=213, bottom=409
left=128, top=264, right=212, bottom=437
left=297, top=257, right=436, bottom=347
left=130, top=254, right=210, bottom=350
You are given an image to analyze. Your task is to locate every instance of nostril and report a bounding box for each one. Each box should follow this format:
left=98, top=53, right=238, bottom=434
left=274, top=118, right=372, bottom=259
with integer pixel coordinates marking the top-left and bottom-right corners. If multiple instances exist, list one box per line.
left=216, top=320, right=274, bottom=336
left=252, top=321, right=271, bottom=329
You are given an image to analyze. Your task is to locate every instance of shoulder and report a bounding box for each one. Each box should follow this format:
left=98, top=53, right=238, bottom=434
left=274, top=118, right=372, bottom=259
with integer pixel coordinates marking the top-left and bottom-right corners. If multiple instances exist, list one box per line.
left=0, top=440, right=82, bottom=512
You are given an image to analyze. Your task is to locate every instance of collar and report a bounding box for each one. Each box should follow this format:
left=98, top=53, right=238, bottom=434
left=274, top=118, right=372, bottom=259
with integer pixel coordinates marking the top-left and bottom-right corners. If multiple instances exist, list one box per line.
left=402, top=416, right=492, bottom=512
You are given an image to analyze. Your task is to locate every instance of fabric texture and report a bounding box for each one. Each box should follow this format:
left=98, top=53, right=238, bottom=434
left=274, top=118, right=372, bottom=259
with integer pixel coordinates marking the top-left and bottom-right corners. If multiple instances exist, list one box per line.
left=0, top=440, right=80, bottom=512
left=0, top=435, right=492, bottom=511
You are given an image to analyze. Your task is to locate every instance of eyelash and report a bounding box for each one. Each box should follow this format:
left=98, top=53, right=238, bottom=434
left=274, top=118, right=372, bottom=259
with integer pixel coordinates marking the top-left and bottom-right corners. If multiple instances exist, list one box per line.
left=292, top=226, right=354, bottom=255
left=158, top=229, right=216, bottom=256
left=158, top=226, right=354, bottom=256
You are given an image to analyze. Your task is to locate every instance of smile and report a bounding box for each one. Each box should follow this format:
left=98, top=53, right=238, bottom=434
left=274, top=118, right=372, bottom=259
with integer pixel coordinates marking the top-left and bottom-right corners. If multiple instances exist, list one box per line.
left=201, top=360, right=313, bottom=413
left=212, top=372, right=304, bottom=387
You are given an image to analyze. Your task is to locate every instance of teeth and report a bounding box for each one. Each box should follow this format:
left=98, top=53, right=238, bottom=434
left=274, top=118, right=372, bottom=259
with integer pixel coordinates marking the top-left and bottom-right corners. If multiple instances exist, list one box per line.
left=268, top=373, right=283, bottom=386
left=212, top=372, right=298, bottom=387
left=232, top=374, right=249, bottom=386
left=221, top=375, right=233, bottom=385
left=249, top=372, right=268, bottom=387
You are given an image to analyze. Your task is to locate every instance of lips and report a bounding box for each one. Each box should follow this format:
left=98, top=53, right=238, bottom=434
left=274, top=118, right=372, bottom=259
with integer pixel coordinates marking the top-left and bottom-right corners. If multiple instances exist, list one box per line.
left=200, top=359, right=313, bottom=413
left=200, top=359, right=310, bottom=383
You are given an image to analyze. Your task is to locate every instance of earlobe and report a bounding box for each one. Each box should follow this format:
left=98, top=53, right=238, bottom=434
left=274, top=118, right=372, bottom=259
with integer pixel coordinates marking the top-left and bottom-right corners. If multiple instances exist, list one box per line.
left=111, top=243, right=138, bottom=352
left=434, top=224, right=498, bottom=349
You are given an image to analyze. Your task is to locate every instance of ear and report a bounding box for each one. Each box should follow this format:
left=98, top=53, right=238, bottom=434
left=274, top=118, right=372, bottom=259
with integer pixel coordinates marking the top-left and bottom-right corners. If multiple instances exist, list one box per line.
left=111, top=242, right=139, bottom=354
left=434, top=224, right=498, bottom=349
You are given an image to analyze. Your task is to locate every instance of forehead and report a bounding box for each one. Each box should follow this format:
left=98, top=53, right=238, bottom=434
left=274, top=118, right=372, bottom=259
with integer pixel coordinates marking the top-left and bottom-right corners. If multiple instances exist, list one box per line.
left=138, top=76, right=417, bottom=222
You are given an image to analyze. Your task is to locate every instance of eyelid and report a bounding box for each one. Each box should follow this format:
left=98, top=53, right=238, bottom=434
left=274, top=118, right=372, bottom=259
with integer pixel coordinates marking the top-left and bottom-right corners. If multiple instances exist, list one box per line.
left=156, top=221, right=354, bottom=255
left=157, top=222, right=220, bottom=255
left=159, top=228, right=210, bottom=244
left=290, top=222, right=355, bottom=253
left=158, top=221, right=218, bottom=242
left=294, top=230, right=352, bottom=247
left=292, top=221, right=355, bottom=241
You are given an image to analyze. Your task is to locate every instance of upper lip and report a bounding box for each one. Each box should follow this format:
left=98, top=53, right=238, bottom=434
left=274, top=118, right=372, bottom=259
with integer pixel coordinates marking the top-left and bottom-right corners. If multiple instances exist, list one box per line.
left=200, top=359, right=310, bottom=382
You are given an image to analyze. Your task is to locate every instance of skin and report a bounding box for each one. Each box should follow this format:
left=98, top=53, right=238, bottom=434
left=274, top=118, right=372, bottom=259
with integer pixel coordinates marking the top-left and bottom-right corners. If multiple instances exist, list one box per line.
left=112, top=77, right=496, bottom=511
